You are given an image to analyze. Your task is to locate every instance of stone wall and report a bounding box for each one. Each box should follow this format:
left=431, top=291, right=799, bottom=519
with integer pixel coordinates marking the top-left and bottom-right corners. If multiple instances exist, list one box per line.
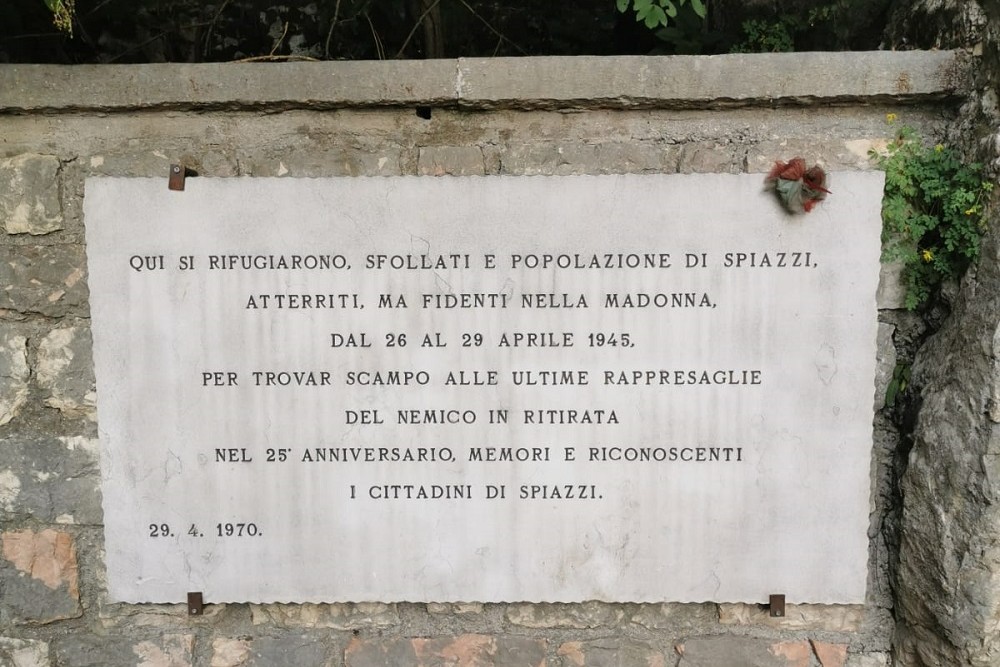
left=0, top=51, right=969, bottom=666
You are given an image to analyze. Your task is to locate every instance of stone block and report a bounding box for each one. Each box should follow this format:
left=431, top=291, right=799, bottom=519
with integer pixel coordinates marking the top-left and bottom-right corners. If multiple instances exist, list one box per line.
left=0, top=436, right=101, bottom=524
left=677, top=637, right=812, bottom=667
left=132, top=634, right=194, bottom=667
left=426, top=602, right=484, bottom=615
left=0, top=470, right=20, bottom=512
left=418, top=146, right=485, bottom=176
left=679, top=142, right=739, bottom=173
left=506, top=602, right=624, bottom=628
left=250, top=602, right=398, bottom=629
left=36, top=325, right=97, bottom=420
left=85, top=151, right=172, bottom=177
left=0, top=52, right=963, bottom=113
left=53, top=634, right=192, bottom=667
left=557, top=638, right=666, bottom=667
left=718, top=602, right=863, bottom=632
left=501, top=142, right=680, bottom=175
left=811, top=641, right=848, bottom=667
left=237, top=144, right=405, bottom=177
left=243, top=636, right=329, bottom=666
left=211, top=638, right=251, bottom=667
left=0, top=636, right=50, bottom=667
left=845, top=654, right=888, bottom=667
left=345, top=635, right=545, bottom=667
left=1, top=154, right=63, bottom=236
left=0, top=245, right=88, bottom=318
left=0, top=328, right=29, bottom=426
left=877, top=261, right=907, bottom=310
left=746, top=140, right=880, bottom=174
left=99, top=601, right=228, bottom=629
left=0, top=529, right=81, bottom=624
left=630, top=602, right=719, bottom=630
left=455, top=51, right=962, bottom=109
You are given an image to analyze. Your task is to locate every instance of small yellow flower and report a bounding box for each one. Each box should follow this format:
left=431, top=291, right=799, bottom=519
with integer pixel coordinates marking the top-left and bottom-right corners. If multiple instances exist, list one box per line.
left=921, top=249, right=934, bottom=262
left=886, top=113, right=898, bottom=124
left=934, top=144, right=945, bottom=152
left=965, top=207, right=976, bottom=216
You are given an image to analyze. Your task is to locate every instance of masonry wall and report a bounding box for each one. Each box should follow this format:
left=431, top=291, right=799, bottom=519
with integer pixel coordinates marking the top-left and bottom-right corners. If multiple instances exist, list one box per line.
left=0, top=52, right=968, bottom=667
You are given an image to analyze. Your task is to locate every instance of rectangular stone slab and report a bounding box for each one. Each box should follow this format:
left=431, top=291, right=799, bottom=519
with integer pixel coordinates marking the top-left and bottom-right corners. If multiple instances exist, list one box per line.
left=83, top=173, right=883, bottom=604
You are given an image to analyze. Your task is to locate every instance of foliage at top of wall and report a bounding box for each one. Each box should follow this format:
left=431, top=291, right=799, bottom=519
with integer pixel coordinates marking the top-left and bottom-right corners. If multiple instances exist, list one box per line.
left=12, top=0, right=892, bottom=63
left=873, top=117, right=992, bottom=311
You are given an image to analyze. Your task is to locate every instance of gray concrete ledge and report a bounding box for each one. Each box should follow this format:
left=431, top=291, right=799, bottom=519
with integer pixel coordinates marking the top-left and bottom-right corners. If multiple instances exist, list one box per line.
left=0, top=50, right=968, bottom=114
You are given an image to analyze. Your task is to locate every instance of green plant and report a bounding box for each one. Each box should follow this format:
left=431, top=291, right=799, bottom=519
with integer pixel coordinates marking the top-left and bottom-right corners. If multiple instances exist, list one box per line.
left=43, top=0, right=74, bottom=35
left=730, top=18, right=794, bottom=52
left=616, top=0, right=706, bottom=30
left=729, top=6, right=835, bottom=53
left=884, top=362, right=911, bottom=409
left=871, top=120, right=992, bottom=310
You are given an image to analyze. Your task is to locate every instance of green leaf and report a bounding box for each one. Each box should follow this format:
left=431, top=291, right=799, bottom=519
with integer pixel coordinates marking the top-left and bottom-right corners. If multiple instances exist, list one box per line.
left=616, top=0, right=630, bottom=13
left=689, top=0, right=707, bottom=17
left=644, top=5, right=668, bottom=28
left=885, top=379, right=899, bottom=408
left=662, top=0, right=678, bottom=18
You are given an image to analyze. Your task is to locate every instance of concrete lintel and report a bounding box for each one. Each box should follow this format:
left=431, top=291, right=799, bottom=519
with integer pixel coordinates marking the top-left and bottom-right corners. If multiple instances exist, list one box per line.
left=0, top=50, right=968, bottom=114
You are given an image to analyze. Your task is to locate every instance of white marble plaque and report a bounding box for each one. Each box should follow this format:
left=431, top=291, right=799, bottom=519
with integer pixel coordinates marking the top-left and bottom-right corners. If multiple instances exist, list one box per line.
left=83, top=173, right=883, bottom=604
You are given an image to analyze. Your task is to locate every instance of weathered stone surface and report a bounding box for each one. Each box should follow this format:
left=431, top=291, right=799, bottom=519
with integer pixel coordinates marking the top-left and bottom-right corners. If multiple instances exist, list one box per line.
left=0, top=529, right=81, bottom=624
left=677, top=637, right=811, bottom=667
left=418, top=146, right=485, bottom=176
left=718, top=603, right=863, bottom=632
left=0, top=328, right=29, bottom=426
left=237, top=145, right=405, bottom=177
left=211, top=638, right=251, bottom=667
left=0, top=636, right=50, bottom=667
left=500, top=142, right=680, bottom=175
left=0, top=436, right=101, bottom=524
left=845, top=654, right=888, bottom=667
left=457, top=52, right=965, bottom=109
left=747, top=139, right=883, bottom=174
left=242, top=636, right=328, bottom=667
left=506, top=601, right=624, bottom=628
left=557, top=638, right=666, bottom=667
left=0, top=52, right=964, bottom=113
left=53, top=635, right=193, bottom=667
left=886, top=0, right=987, bottom=50
left=36, top=326, right=97, bottom=420
left=99, top=602, right=227, bottom=629
left=630, top=603, right=719, bottom=630
left=212, top=636, right=335, bottom=667
left=427, top=602, right=484, bottom=615
left=346, top=635, right=545, bottom=667
left=250, top=602, right=398, bottom=629
left=895, top=142, right=1000, bottom=664
left=1, top=154, right=63, bottom=235
left=0, top=245, right=88, bottom=318
left=679, top=142, right=739, bottom=174
left=811, top=641, right=848, bottom=667
left=132, top=634, right=194, bottom=667
left=877, top=261, right=907, bottom=310
left=0, top=469, right=20, bottom=511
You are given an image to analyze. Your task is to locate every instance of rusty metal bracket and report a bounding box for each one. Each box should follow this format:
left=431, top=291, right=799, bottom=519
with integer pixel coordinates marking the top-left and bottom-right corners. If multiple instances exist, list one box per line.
left=768, top=593, right=786, bottom=618
left=168, top=164, right=186, bottom=191
left=187, top=591, right=204, bottom=616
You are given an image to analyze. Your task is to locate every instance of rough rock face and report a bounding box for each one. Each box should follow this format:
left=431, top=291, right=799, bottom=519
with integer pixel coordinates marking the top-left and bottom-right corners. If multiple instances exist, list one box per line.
left=895, top=226, right=1000, bottom=666
left=884, top=0, right=987, bottom=50
left=894, top=3, right=1000, bottom=665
